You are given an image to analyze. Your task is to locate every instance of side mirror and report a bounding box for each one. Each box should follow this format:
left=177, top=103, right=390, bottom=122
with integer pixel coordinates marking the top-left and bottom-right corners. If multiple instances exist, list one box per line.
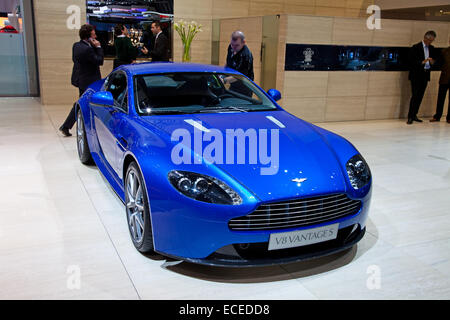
left=91, top=91, right=114, bottom=107
left=267, top=89, right=281, bottom=102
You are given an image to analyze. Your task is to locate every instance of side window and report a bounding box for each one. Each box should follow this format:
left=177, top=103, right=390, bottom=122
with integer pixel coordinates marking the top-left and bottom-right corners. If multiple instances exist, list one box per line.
left=105, top=72, right=128, bottom=113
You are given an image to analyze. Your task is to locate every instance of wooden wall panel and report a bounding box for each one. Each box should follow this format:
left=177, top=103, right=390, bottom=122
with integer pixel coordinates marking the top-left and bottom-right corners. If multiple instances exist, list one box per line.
left=332, top=17, right=373, bottom=45
left=284, top=72, right=329, bottom=98
left=283, top=97, right=327, bottom=122
left=365, top=96, right=402, bottom=120
left=249, top=1, right=284, bottom=17
left=372, top=20, right=413, bottom=46
left=286, top=15, right=333, bottom=44
left=327, top=72, right=369, bottom=97
left=367, top=72, right=409, bottom=97
left=346, top=0, right=374, bottom=9
left=212, top=0, right=250, bottom=19
left=34, top=0, right=86, bottom=105
left=315, top=7, right=346, bottom=18
left=175, top=0, right=213, bottom=20
left=212, top=0, right=375, bottom=20
left=325, top=96, right=367, bottom=121
left=173, top=0, right=213, bottom=63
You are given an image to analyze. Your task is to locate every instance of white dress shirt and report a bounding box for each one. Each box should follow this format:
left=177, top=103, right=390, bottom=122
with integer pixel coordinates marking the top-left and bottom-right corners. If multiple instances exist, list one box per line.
left=155, top=31, right=162, bottom=42
left=422, top=41, right=431, bottom=70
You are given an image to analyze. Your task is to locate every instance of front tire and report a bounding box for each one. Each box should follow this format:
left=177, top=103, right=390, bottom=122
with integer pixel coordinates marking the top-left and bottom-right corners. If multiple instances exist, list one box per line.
left=125, top=162, right=154, bottom=253
left=76, top=109, right=93, bottom=165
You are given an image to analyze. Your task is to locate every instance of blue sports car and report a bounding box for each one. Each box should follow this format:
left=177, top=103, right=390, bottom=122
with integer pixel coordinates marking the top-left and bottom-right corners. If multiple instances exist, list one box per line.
left=75, top=62, right=371, bottom=267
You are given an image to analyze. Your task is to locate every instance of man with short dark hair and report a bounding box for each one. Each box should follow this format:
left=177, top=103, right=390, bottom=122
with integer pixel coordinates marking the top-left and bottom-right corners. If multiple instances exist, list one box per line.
left=113, top=24, right=148, bottom=69
left=430, top=36, right=450, bottom=124
left=149, top=21, right=169, bottom=62
left=224, top=31, right=254, bottom=96
left=226, top=31, right=254, bottom=80
left=406, top=30, right=438, bottom=125
left=59, top=24, right=104, bottom=136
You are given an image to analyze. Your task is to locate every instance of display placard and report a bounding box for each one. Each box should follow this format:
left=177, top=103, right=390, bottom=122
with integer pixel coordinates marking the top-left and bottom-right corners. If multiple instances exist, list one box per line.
left=285, top=43, right=442, bottom=72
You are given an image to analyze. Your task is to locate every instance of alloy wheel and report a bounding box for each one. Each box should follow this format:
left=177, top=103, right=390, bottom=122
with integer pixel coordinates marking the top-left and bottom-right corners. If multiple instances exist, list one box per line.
left=77, top=112, right=84, bottom=156
left=126, top=169, right=145, bottom=244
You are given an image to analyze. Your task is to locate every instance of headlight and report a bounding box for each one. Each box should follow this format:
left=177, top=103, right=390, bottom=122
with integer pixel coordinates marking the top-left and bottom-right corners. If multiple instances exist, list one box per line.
left=346, top=154, right=371, bottom=190
left=168, top=170, right=242, bottom=205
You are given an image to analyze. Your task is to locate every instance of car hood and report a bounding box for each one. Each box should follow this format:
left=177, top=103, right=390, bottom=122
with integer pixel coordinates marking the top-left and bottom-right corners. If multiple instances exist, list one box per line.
left=140, top=110, right=350, bottom=202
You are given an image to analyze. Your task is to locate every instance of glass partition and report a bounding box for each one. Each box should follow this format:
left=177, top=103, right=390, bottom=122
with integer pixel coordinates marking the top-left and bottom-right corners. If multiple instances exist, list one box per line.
left=0, top=0, right=39, bottom=96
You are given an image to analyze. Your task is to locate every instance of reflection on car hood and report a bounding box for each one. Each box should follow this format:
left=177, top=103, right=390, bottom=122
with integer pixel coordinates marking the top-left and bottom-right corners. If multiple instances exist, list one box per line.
left=140, top=111, right=349, bottom=202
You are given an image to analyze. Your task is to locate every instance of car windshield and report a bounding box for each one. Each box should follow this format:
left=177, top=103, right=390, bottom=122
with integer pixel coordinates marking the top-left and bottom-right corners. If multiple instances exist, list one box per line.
left=134, top=72, right=278, bottom=115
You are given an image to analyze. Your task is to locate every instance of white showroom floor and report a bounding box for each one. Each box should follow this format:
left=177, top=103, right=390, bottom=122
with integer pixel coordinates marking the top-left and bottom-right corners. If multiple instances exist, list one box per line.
left=1, top=97, right=450, bottom=299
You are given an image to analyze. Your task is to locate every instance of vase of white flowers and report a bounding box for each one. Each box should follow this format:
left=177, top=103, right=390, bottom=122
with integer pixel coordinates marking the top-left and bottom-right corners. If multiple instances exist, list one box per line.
left=174, top=20, right=202, bottom=62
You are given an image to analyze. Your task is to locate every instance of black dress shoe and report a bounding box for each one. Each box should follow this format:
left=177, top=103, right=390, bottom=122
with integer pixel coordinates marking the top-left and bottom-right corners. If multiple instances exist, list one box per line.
left=413, top=117, right=423, bottom=122
left=430, top=118, right=440, bottom=122
left=447, top=119, right=450, bottom=124
left=407, top=119, right=413, bottom=125
left=59, top=126, right=72, bottom=137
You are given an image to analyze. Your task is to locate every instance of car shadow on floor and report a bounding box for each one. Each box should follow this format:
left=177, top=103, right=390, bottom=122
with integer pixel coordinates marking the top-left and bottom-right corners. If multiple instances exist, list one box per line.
left=162, top=247, right=357, bottom=284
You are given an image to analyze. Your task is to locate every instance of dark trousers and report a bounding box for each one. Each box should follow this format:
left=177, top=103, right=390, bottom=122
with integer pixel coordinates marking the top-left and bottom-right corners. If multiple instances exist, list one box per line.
left=408, top=77, right=429, bottom=120
left=61, top=88, right=85, bottom=130
left=433, top=83, right=450, bottom=121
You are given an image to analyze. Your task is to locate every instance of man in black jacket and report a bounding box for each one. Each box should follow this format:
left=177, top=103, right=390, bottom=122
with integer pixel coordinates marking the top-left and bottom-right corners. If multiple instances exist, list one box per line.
left=59, top=24, right=104, bottom=136
left=406, top=30, right=437, bottom=125
left=149, top=21, right=170, bottom=62
left=224, top=31, right=254, bottom=97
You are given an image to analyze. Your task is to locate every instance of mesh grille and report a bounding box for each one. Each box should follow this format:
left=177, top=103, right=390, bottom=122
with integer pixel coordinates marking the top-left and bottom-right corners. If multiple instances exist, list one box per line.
left=229, top=194, right=361, bottom=231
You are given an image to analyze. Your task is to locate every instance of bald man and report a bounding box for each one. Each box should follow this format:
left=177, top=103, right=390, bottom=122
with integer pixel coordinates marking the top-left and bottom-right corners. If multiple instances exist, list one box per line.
left=225, top=31, right=254, bottom=96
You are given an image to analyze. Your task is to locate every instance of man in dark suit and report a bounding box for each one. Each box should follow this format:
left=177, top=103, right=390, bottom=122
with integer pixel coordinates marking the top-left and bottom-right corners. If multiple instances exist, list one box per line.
left=149, top=21, right=170, bottom=62
left=406, top=30, right=437, bottom=125
left=59, top=24, right=104, bottom=136
left=430, top=37, right=450, bottom=124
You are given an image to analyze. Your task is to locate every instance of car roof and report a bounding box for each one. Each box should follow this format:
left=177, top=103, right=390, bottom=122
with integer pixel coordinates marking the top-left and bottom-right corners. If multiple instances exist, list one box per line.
left=118, top=62, right=242, bottom=76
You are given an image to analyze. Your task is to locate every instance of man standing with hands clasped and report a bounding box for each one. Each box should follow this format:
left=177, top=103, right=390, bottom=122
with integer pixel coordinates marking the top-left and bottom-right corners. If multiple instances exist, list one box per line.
left=406, top=31, right=437, bottom=125
left=59, top=24, right=104, bottom=137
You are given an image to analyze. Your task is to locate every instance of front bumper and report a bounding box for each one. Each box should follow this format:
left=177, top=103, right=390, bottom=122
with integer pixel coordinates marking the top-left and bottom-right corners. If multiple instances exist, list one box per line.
left=150, top=191, right=371, bottom=262
left=158, top=224, right=365, bottom=267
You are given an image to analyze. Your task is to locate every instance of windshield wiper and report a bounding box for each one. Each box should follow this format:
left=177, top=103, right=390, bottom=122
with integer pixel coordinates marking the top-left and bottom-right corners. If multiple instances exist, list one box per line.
left=144, top=109, right=201, bottom=115
left=198, top=106, right=248, bottom=113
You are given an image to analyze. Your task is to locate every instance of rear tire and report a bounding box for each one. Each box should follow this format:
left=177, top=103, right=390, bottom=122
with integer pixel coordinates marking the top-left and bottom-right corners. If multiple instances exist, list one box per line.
left=125, top=162, right=154, bottom=253
left=76, top=109, right=93, bottom=165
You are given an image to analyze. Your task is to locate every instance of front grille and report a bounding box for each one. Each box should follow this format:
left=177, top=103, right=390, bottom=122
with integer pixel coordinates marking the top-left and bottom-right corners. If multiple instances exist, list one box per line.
left=228, top=193, right=362, bottom=231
